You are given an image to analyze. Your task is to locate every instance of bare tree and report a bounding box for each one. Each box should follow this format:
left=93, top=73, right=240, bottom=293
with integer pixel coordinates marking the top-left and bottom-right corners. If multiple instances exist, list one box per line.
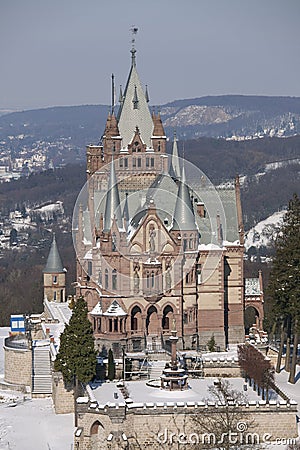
left=191, top=378, right=254, bottom=450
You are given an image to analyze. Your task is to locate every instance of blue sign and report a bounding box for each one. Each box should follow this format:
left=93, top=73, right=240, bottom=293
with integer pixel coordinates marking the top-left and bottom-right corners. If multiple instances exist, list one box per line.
left=10, top=315, right=26, bottom=333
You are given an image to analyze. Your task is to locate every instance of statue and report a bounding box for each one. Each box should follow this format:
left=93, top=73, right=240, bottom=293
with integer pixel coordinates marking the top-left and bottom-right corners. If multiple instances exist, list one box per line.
left=149, top=228, right=156, bottom=252
left=133, top=267, right=140, bottom=293
left=172, top=317, right=176, bottom=331
left=165, top=266, right=172, bottom=291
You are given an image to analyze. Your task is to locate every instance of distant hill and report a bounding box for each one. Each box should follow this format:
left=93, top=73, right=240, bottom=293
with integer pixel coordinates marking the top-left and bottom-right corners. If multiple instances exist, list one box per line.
left=1, top=95, right=300, bottom=146
left=161, top=95, right=300, bottom=139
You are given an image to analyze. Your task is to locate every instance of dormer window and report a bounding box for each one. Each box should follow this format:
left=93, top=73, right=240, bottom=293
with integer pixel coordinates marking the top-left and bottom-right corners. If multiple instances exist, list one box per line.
left=132, top=86, right=139, bottom=109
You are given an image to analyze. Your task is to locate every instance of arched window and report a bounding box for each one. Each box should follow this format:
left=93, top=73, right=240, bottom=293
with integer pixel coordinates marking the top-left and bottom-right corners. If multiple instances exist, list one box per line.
left=98, top=270, right=102, bottom=286
left=88, top=261, right=93, bottom=276
left=131, top=306, right=142, bottom=331
left=146, top=305, right=158, bottom=335
left=151, top=271, right=155, bottom=288
left=112, top=269, right=117, bottom=290
left=112, top=233, right=117, bottom=252
left=90, top=420, right=103, bottom=435
left=162, top=305, right=173, bottom=330
left=189, top=234, right=194, bottom=249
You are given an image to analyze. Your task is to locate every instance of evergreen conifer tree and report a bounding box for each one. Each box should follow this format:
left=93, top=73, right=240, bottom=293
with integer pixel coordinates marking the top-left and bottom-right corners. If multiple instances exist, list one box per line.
left=107, top=348, right=115, bottom=381
left=54, top=296, right=97, bottom=384
left=267, top=194, right=300, bottom=382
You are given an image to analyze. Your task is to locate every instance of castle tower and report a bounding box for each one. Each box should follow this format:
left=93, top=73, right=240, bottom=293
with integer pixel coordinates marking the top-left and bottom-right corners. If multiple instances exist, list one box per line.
left=43, top=234, right=66, bottom=303
left=76, top=37, right=246, bottom=353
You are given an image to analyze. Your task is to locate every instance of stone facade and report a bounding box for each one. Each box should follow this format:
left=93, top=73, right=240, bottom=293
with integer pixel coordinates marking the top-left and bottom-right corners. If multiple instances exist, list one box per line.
left=43, top=272, right=66, bottom=303
left=75, top=401, right=298, bottom=449
left=52, top=371, right=75, bottom=414
left=4, top=339, right=32, bottom=387
left=74, top=47, right=248, bottom=355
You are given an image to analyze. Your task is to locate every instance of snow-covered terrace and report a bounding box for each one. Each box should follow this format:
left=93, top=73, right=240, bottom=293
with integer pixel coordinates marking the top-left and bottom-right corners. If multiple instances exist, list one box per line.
left=87, top=376, right=285, bottom=409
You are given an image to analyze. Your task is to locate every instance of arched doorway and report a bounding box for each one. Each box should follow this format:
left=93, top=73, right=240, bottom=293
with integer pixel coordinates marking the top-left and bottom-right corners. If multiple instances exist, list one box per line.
left=90, top=420, right=105, bottom=449
left=244, top=306, right=260, bottom=334
left=162, top=305, right=174, bottom=331
left=146, top=305, right=158, bottom=335
left=131, top=306, right=142, bottom=332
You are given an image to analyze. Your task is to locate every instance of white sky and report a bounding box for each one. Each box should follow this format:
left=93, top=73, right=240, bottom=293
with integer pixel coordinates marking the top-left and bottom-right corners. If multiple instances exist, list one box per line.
left=1, top=0, right=300, bottom=110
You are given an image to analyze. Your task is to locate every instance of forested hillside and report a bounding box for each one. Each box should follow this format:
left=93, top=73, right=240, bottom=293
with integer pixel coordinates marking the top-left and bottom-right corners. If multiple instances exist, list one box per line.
left=0, top=135, right=299, bottom=325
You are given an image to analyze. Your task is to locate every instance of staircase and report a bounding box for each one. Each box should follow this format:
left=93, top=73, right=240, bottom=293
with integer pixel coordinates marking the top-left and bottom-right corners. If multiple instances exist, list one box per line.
left=146, top=335, right=162, bottom=352
left=149, top=360, right=167, bottom=379
left=32, top=341, right=52, bottom=394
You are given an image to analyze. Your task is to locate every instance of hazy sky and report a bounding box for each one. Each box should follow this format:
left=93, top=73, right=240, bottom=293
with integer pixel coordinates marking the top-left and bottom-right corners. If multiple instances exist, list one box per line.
left=1, top=0, right=300, bottom=110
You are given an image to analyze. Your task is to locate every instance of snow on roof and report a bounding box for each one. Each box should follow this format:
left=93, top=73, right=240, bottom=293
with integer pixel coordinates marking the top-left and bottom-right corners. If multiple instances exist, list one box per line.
left=90, top=302, right=103, bottom=316
left=103, top=300, right=127, bottom=317
left=84, top=249, right=93, bottom=260
left=245, top=278, right=261, bottom=296
left=44, top=299, right=72, bottom=324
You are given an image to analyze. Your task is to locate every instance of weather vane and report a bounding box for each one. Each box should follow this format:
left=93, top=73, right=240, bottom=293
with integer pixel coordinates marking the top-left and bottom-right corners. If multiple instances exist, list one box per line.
left=130, top=25, right=138, bottom=50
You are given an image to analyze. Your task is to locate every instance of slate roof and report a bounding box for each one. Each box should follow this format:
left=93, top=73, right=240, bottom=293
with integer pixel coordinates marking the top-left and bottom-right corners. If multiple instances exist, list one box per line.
left=86, top=169, right=240, bottom=246
left=43, top=235, right=64, bottom=273
left=117, top=50, right=154, bottom=148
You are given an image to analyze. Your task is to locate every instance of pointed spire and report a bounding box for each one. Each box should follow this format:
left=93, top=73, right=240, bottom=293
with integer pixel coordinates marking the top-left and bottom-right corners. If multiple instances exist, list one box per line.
left=123, top=192, right=130, bottom=223
left=104, top=158, right=122, bottom=231
left=119, top=85, right=123, bottom=104
left=171, top=165, right=197, bottom=231
left=130, top=26, right=138, bottom=67
left=169, top=131, right=181, bottom=179
left=145, top=85, right=149, bottom=103
left=132, top=85, right=139, bottom=109
left=117, top=35, right=154, bottom=147
left=44, top=234, right=64, bottom=273
left=131, top=47, right=136, bottom=67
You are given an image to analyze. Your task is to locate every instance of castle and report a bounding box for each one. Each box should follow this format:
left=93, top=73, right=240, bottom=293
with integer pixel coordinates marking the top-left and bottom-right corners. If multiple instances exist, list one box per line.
left=73, top=42, right=247, bottom=355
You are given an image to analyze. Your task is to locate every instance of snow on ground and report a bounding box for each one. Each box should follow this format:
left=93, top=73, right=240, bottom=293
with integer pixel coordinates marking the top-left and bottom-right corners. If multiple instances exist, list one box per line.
left=244, top=210, right=286, bottom=251
left=0, top=326, right=299, bottom=449
left=0, top=327, right=73, bottom=450
left=0, top=395, right=73, bottom=450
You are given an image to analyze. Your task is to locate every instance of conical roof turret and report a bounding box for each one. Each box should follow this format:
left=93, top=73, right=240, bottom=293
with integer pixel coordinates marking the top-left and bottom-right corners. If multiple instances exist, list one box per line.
left=169, top=131, right=180, bottom=179
left=43, top=234, right=64, bottom=273
left=171, top=165, right=197, bottom=231
left=104, top=158, right=122, bottom=231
